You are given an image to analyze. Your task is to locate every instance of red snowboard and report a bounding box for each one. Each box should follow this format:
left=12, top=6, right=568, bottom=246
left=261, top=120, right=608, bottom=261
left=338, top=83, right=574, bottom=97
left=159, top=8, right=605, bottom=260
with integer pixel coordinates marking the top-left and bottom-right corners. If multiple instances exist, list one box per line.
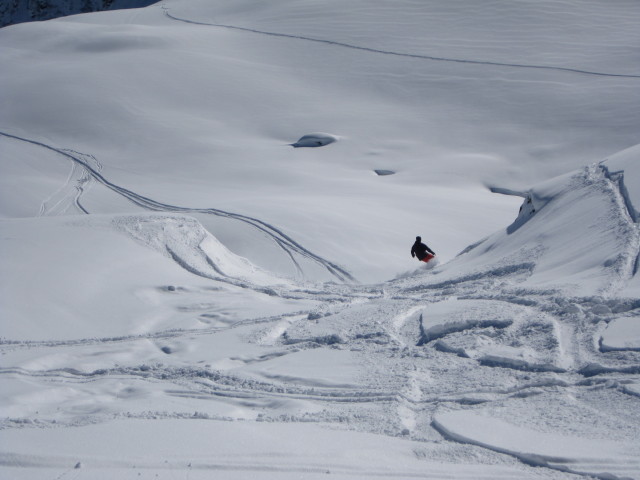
left=421, top=253, right=435, bottom=263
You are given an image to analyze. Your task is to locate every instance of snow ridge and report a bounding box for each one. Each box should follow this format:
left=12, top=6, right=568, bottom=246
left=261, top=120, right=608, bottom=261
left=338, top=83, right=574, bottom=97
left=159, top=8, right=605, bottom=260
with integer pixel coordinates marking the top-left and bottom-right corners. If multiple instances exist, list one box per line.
left=601, top=164, right=638, bottom=224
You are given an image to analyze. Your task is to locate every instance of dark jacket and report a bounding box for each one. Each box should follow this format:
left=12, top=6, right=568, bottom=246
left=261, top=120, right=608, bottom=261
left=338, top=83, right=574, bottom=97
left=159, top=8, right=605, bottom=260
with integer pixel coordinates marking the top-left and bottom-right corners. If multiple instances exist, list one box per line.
left=411, top=240, right=435, bottom=260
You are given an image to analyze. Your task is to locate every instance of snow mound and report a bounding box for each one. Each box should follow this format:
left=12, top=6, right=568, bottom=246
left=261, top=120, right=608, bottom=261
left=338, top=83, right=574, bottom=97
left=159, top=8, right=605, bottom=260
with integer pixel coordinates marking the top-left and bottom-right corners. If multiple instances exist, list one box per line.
left=113, top=214, right=286, bottom=286
left=290, top=132, right=338, bottom=148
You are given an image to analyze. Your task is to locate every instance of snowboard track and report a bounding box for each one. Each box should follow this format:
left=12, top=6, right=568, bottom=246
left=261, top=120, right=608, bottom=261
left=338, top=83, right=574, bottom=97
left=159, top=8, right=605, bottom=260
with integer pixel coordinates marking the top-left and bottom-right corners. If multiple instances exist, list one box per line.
left=164, top=9, right=640, bottom=80
left=38, top=151, right=100, bottom=216
left=0, top=131, right=356, bottom=283
left=2, top=250, right=639, bottom=479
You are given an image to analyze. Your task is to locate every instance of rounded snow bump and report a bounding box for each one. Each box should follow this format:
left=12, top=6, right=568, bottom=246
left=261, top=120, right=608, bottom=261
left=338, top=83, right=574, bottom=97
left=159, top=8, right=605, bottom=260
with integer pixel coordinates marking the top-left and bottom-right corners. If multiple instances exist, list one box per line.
left=290, top=133, right=338, bottom=148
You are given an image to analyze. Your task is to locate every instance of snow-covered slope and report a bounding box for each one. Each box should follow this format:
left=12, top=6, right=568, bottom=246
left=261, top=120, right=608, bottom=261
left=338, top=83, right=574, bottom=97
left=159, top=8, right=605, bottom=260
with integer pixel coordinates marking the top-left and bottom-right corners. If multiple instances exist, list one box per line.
left=1, top=1, right=640, bottom=479
left=2, top=0, right=640, bottom=282
left=2, top=154, right=639, bottom=480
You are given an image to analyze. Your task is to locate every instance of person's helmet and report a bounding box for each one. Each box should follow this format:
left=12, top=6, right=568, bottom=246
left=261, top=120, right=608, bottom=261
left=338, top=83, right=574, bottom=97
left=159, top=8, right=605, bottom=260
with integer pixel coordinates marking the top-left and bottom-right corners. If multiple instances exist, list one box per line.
left=416, top=236, right=421, bottom=241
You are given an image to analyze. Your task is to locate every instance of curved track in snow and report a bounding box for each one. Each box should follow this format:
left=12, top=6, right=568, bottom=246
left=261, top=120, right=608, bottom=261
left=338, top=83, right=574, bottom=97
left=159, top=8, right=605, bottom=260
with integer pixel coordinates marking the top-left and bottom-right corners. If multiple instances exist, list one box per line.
left=164, top=9, right=640, bottom=80
left=0, top=131, right=355, bottom=283
left=3, top=260, right=639, bottom=479
left=37, top=150, right=102, bottom=216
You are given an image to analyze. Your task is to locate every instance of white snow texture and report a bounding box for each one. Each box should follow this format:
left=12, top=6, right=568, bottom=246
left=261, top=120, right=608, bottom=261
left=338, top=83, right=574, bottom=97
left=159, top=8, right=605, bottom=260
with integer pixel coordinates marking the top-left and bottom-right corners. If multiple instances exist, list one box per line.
left=1, top=1, right=639, bottom=479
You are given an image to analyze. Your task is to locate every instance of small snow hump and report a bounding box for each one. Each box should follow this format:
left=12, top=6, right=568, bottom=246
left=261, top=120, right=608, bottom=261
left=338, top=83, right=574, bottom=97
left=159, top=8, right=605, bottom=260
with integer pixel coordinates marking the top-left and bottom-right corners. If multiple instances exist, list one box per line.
left=290, top=133, right=338, bottom=148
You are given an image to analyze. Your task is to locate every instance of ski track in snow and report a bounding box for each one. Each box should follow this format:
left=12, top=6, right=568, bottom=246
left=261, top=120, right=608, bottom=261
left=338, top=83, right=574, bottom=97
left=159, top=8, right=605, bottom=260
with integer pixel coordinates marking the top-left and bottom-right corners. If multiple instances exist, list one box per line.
left=0, top=131, right=355, bottom=283
left=38, top=149, right=102, bottom=216
left=164, top=9, right=640, bottom=80
left=2, top=132, right=640, bottom=478
left=3, top=254, right=639, bottom=478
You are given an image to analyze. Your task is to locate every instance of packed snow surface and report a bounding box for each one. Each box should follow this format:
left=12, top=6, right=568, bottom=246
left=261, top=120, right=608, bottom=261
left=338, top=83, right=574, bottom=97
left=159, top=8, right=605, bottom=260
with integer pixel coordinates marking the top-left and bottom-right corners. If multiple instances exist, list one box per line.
left=1, top=0, right=640, bottom=479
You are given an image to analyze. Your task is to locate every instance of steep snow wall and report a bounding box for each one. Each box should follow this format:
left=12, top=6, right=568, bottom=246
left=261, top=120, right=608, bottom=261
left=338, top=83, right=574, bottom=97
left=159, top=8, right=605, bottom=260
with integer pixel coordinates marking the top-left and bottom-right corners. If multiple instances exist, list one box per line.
left=411, top=145, right=640, bottom=298
left=0, top=0, right=158, bottom=27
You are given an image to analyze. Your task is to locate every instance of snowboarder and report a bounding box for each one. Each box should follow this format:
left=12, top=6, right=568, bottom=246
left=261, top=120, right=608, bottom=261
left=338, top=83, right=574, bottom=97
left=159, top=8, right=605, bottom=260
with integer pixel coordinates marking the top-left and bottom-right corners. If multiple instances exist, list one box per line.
left=411, top=236, right=435, bottom=263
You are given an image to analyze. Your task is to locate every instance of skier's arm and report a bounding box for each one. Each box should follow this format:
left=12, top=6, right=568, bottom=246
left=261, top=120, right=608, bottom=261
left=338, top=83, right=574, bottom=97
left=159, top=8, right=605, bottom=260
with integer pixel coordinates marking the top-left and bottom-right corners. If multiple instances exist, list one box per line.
left=425, top=245, right=435, bottom=255
left=411, top=245, right=416, bottom=257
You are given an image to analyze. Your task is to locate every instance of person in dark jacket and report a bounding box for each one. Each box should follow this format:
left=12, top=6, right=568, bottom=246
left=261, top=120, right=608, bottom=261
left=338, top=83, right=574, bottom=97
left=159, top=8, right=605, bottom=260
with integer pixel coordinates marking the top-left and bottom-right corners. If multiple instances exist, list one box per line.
left=411, top=236, right=435, bottom=263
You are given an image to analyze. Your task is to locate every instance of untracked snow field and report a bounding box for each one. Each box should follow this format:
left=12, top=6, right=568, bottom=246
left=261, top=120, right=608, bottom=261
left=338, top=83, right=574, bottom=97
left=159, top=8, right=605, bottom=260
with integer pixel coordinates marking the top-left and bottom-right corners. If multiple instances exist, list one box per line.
left=1, top=1, right=640, bottom=479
